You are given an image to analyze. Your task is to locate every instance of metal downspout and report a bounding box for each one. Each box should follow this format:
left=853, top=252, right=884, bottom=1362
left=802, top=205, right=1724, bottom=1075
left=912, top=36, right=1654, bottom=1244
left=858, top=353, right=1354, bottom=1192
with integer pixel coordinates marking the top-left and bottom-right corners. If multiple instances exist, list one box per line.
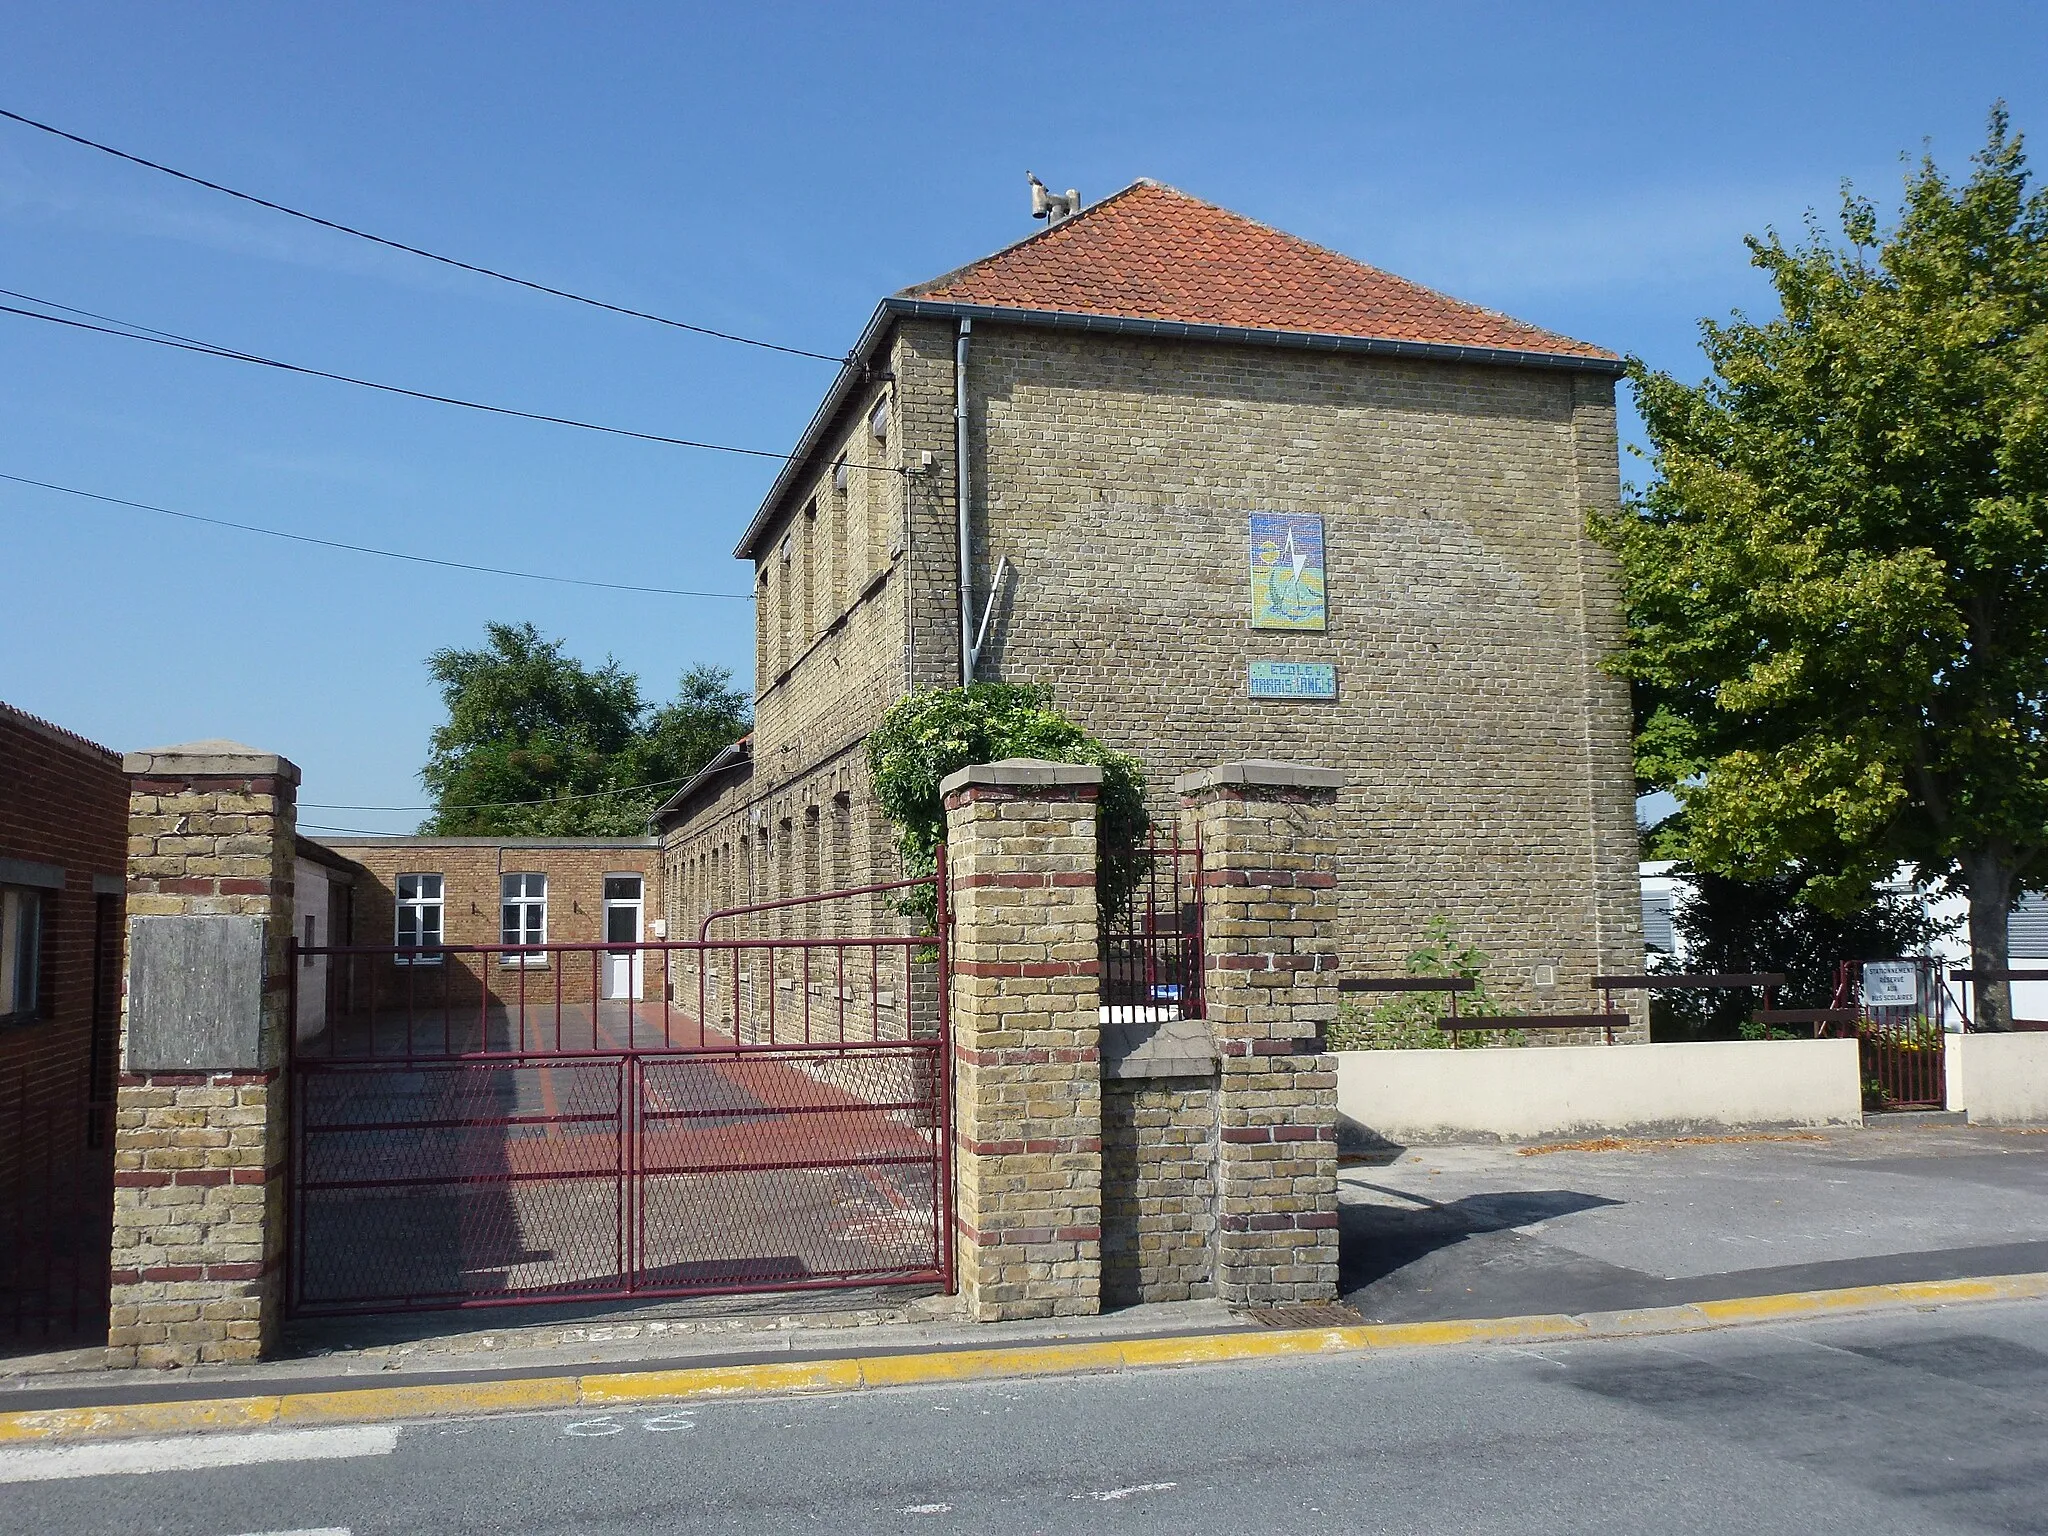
left=955, top=317, right=973, bottom=686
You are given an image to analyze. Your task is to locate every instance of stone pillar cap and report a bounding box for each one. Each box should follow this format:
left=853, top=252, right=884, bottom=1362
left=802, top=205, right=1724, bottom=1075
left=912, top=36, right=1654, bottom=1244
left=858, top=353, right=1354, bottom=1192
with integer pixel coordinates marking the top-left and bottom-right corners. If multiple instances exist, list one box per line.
left=939, top=757, right=1104, bottom=797
left=124, top=740, right=302, bottom=784
left=1175, top=760, right=1343, bottom=796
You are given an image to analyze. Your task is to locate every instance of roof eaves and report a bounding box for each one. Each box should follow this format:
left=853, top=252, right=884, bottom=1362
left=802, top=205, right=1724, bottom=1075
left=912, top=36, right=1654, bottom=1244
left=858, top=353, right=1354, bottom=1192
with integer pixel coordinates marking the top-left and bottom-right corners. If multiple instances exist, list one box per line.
left=734, top=308, right=898, bottom=562
left=882, top=298, right=1628, bottom=376
left=652, top=735, right=754, bottom=827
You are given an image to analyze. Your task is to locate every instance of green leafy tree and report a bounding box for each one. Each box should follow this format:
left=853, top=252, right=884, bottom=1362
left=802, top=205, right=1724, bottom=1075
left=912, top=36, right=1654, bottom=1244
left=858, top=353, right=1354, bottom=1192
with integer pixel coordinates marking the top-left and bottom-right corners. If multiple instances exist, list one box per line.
left=1598, top=108, right=2048, bottom=1030
left=1650, top=867, right=1944, bottom=1040
left=421, top=622, right=747, bottom=836
left=866, top=682, right=1148, bottom=925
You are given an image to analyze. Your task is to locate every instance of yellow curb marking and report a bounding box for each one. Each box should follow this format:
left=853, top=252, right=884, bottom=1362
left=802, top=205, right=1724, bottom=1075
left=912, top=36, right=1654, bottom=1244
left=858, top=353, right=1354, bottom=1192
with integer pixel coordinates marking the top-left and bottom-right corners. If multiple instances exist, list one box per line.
left=7, top=1270, right=2048, bottom=1446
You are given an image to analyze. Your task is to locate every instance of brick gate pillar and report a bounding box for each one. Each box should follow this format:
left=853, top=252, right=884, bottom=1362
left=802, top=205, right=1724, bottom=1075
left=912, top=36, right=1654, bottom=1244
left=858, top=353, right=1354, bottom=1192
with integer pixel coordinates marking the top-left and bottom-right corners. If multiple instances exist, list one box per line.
left=109, top=741, right=298, bottom=1366
left=1177, top=761, right=1342, bottom=1308
left=941, top=758, right=1103, bottom=1321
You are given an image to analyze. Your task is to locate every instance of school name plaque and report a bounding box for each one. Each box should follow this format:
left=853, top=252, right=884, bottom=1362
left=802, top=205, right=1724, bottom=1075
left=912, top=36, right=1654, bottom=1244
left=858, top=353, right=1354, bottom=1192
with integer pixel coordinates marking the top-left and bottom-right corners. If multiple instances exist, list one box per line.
left=1248, top=661, right=1337, bottom=700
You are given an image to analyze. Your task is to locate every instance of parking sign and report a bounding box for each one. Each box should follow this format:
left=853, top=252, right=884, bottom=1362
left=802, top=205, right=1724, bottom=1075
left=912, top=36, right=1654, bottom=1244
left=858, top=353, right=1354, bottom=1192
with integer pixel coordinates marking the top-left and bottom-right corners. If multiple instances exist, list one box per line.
left=1861, top=960, right=1920, bottom=1009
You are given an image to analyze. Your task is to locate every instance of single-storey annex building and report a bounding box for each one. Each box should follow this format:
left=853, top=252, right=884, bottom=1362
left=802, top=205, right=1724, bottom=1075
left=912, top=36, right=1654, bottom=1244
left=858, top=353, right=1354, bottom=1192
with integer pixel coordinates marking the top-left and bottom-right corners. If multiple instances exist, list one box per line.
left=304, top=836, right=667, bottom=1018
left=655, top=180, right=1642, bottom=1020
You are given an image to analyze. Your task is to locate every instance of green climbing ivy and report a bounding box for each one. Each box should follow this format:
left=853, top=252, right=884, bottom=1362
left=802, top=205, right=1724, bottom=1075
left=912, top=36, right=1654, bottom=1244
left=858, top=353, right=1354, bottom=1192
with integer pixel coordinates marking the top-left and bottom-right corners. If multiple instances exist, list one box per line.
left=866, top=683, right=1149, bottom=926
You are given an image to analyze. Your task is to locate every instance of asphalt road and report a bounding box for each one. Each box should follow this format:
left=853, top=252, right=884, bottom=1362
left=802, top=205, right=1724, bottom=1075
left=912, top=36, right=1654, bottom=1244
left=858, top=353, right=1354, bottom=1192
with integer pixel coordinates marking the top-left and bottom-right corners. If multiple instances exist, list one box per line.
left=11, top=1296, right=2048, bottom=1535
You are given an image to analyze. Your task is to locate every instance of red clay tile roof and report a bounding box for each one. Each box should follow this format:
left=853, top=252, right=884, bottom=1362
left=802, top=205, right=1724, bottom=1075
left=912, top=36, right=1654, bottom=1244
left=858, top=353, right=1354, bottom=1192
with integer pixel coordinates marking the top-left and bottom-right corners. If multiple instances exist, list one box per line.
left=901, top=180, right=1615, bottom=363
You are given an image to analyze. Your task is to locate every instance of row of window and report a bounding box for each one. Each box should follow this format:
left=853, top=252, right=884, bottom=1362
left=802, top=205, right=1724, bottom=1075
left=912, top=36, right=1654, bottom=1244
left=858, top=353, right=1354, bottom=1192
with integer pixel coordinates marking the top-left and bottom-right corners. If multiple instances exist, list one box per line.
left=393, top=872, right=643, bottom=964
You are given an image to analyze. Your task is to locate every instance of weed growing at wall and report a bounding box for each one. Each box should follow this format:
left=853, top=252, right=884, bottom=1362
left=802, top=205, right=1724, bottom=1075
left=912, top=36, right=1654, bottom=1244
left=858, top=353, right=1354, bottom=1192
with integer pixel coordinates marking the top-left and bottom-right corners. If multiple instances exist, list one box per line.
left=867, top=683, right=1148, bottom=925
left=1327, top=917, right=1525, bottom=1049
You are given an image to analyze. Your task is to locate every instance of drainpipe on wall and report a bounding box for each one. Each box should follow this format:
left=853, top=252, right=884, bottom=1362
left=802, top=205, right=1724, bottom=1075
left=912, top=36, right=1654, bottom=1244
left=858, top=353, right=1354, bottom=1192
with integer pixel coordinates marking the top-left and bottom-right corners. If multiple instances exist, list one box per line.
left=955, top=317, right=974, bottom=687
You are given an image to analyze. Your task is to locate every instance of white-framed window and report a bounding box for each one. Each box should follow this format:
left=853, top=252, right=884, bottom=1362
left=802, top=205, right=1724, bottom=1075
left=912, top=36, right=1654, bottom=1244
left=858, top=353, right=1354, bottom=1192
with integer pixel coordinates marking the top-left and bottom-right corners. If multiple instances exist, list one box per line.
left=394, top=873, right=444, bottom=964
left=501, top=872, right=547, bottom=963
left=1, top=885, right=43, bottom=1021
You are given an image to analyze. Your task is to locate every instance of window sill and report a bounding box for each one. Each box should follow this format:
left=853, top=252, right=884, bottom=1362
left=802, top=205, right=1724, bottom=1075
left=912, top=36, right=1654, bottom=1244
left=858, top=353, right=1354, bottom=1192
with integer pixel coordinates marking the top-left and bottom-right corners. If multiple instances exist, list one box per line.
left=393, top=955, right=445, bottom=967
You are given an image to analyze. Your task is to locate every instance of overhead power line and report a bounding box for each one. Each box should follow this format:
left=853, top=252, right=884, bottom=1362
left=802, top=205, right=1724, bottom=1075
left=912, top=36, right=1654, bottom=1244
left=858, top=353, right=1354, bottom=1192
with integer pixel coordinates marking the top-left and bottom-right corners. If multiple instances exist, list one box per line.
left=0, top=292, right=816, bottom=463
left=303, top=774, right=698, bottom=812
left=0, top=472, right=754, bottom=599
left=0, top=105, right=846, bottom=364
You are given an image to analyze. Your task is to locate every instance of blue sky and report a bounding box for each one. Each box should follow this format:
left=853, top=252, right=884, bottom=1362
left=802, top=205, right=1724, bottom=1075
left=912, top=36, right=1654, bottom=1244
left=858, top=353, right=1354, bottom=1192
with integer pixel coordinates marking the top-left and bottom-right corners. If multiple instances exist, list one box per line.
left=3, top=2, right=2043, bottom=833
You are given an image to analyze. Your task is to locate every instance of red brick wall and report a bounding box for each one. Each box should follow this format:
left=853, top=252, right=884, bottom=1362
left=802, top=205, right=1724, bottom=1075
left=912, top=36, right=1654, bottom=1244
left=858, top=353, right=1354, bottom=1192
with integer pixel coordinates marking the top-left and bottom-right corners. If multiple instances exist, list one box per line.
left=311, top=841, right=667, bottom=1014
left=0, top=701, right=126, bottom=1340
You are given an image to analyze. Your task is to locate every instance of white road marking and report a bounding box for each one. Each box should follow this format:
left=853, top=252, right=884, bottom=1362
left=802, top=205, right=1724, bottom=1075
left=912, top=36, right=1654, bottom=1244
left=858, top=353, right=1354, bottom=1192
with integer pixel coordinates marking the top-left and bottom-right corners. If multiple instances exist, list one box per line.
left=1078, top=1482, right=1178, bottom=1501
left=226, top=1529, right=353, bottom=1535
left=0, top=1427, right=397, bottom=1485
left=563, top=1418, right=625, bottom=1437
left=639, top=1413, right=695, bottom=1432
left=902, top=1504, right=952, bottom=1514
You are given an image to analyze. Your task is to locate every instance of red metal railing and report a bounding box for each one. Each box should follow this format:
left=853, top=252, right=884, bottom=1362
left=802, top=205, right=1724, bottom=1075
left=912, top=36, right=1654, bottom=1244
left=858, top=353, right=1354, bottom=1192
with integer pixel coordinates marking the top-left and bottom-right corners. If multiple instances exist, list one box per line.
left=1826, top=959, right=1948, bottom=1109
left=286, top=865, right=951, bottom=1317
left=1100, top=828, right=1202, bottom=1018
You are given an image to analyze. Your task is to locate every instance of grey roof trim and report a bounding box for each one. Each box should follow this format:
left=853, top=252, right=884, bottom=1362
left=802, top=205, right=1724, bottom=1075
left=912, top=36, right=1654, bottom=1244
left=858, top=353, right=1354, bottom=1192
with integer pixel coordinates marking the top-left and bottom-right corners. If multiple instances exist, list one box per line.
left=734, top=291, right=1625, bottom=561
left=307, top=835, right=659, bottom=850
left=652, top=737, right=754, bottom=827
left=735, top=307, right=898, bottom=560
left=292, top=835, right=363, bottom=879
left=888, top=297, right=1628, bottom=376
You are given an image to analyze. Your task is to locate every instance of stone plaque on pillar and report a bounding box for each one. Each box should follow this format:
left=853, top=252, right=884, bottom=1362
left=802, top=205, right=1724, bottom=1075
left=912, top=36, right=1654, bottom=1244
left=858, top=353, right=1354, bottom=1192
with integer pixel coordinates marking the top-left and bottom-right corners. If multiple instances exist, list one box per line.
left=126, top=915, right=267, bottom=1071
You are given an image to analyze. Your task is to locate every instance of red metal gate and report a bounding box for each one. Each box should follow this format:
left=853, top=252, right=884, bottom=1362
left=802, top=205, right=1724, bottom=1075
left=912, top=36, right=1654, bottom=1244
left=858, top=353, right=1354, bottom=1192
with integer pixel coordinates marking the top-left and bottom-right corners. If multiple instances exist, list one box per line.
left=1100, top=828, right=1202, bottom=1018
left=1829, top=958, right=1948, bottom=1110
left=287, top=873, right=950, bottom=1317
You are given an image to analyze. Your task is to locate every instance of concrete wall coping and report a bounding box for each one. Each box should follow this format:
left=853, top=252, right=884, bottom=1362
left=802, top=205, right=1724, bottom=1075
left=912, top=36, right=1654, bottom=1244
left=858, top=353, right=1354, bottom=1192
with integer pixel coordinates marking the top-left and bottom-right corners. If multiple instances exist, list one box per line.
left=1174, top=760, right=1343, bottom=796
left=124, top=740, right=302, bottom=785
left=939, top=758, right=1105, bottom=796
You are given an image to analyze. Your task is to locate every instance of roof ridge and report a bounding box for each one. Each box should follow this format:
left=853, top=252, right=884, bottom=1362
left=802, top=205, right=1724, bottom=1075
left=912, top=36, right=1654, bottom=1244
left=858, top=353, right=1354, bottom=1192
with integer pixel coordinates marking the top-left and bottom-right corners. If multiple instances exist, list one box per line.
left=0, top=698, right=119, bottom=761
left=895, top=179, right=1158, bottom=300
left=899, top=178, right=1616, bottom=363
left=1120, top=181, right=1595, bottom=350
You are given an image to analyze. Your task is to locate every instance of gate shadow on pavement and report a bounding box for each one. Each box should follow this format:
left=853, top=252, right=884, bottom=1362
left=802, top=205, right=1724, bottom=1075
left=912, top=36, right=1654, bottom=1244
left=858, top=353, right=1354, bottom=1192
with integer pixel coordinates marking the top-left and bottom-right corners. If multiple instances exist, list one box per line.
left=1340, top=1184, right=1625, bottom=1317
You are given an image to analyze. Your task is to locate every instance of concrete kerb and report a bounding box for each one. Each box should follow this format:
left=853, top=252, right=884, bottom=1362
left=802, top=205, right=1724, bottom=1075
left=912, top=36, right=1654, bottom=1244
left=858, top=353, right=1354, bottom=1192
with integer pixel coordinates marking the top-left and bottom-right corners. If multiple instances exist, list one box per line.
left=8, top=1272, right=2048, bottom=1445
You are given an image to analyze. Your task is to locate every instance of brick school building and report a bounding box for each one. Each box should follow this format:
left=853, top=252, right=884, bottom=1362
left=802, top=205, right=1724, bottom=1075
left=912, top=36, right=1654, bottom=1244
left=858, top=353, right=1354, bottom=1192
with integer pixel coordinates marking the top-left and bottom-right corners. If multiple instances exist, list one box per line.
left=657, top=179, right=1642, bottom=1018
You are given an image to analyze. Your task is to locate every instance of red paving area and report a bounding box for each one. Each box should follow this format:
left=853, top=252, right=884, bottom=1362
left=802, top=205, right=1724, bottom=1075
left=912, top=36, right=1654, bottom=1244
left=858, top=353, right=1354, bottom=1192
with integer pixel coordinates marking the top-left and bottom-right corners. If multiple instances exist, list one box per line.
left=290, top=1003, right=943, bottom=1311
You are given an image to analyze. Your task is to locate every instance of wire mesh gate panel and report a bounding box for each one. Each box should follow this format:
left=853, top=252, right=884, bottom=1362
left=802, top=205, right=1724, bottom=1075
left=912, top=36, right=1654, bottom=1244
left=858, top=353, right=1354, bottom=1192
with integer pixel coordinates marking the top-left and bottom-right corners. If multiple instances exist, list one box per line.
left=287, top=874, right=950, bottom=1317
left=290, top=1043, right=947, bottom=1314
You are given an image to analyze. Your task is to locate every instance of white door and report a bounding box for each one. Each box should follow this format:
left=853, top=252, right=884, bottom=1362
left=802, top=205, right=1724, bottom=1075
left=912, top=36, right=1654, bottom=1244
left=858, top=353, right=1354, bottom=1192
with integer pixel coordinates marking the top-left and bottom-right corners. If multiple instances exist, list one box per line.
left=602, top=875, right=644, bottom=1000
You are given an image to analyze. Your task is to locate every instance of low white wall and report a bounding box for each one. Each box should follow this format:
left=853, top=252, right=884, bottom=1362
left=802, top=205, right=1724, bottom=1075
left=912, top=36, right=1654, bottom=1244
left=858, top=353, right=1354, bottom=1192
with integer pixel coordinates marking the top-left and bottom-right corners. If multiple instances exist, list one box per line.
left=1337, top=1038, right=1863, bottom=1146
left=1946, top=1032, right=2048, bottom=1125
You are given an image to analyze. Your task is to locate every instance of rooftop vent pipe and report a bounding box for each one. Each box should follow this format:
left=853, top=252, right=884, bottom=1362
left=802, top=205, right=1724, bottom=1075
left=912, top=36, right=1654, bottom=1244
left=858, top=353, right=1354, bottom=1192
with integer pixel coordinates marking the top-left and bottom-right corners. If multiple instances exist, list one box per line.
left=1027, top=172, right=1081, bottom=226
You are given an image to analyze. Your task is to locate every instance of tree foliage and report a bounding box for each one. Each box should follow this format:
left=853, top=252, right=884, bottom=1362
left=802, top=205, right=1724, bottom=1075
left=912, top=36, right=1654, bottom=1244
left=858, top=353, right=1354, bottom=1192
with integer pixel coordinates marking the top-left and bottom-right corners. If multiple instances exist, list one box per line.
left=1650, top=868, right=1943, bottom=1041
left=866, top=683, right=1149, bottom=924
left=421, top=621, right=748, bottom=836
left=1597, top=108, right=2048, bottom=1027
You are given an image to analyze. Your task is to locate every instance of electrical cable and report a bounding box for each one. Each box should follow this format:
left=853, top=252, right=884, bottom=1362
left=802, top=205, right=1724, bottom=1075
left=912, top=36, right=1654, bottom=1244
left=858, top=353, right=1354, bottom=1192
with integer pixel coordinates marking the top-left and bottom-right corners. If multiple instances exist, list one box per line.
left=0, top=295, right=820, bottom=463
left=0, top=472, right=754, bottom=599
left=0, top=105, right=847, bottom=363
left=303, top=775, right=701, bottom=811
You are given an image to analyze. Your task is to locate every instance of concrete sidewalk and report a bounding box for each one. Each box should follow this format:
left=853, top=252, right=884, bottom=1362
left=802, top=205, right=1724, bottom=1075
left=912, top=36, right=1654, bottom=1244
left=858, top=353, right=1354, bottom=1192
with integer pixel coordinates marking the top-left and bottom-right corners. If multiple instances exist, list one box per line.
left=1343, top=1122, right=2048, bottom=1321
